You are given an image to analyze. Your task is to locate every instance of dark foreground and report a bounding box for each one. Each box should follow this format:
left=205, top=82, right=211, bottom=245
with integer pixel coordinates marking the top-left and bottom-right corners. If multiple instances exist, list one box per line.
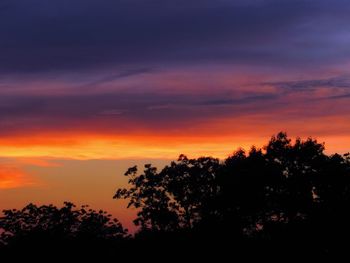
left=1, top=133, right=349, bottom=260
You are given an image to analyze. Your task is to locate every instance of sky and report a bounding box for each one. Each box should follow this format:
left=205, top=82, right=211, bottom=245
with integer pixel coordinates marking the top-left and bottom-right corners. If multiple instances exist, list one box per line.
left=1, top=0, right=350, bottom=231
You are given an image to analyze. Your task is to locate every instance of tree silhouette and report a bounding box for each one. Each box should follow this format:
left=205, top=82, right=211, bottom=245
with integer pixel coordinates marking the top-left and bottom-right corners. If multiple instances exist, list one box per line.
left=115, top=132, right=350, bottom=256
left=1, top=132, right=350, bottom=259
left=114, top=155, right=221, bottom=232
left=0, top=202, right=128, bottom=259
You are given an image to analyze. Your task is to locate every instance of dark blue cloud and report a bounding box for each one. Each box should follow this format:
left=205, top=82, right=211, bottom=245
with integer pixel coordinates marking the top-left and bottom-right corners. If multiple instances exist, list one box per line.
left=328, top=93, right=350, bottom=100
left=200, top=94, right=278, bottom=106
left=263, top=76, right=350, bottom=91
left=0, top=0, right=350, bottom=73
left=0, top=90, right=282, bottom=135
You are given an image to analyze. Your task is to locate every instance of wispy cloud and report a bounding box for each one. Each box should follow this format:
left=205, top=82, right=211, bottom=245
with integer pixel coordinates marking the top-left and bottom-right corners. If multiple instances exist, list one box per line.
left=320, top=93, right=350, bottom=100
left=14, top=158, right=62, bottom=168
left=0, top=165, right=36, bottom=189
left=263, top=76, right=350, bottom=91
left=200, top=94, right=278, bottom=106
left=79, top=68, right=153, bottom=90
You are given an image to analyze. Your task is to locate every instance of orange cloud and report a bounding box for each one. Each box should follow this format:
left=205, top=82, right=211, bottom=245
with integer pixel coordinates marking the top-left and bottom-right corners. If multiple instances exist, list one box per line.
left=0, top=166, right=36, bottom=189
left=0, top=117, right=348, bottom=162
left=14, top=158, right=62, bottom=168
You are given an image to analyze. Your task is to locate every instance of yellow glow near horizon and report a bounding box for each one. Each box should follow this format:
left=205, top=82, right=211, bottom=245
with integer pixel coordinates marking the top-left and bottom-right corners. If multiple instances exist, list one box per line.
left=0, top=132, right=349, bottom=161
left=0, top=135, right=253, bottom=160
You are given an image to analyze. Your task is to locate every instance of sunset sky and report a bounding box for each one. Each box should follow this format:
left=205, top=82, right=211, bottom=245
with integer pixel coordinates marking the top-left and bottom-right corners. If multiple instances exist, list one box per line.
left=1, top=0, right=350, bottom=231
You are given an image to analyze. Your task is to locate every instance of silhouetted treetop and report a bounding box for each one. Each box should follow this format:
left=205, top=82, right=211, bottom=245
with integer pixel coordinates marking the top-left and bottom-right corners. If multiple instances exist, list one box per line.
left=114, top=155, right=221, bottom=231
left=115, top=132, right=350, bottom=248
left=0, top=202, right=128, bottom=247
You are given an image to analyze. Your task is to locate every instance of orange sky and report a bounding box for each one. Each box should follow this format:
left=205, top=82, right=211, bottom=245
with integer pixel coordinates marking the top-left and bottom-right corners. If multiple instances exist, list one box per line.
left=1, top=126, right=349, bottom=232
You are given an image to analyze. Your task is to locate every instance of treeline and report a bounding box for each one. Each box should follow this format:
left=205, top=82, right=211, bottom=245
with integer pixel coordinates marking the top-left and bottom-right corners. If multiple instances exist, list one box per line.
left=1, top=132, right=350, bottom=260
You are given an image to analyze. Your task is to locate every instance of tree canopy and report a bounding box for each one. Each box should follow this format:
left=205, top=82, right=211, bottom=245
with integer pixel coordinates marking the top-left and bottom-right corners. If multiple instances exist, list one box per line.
left=115, top=132, right=350, bottom=255
left=0, top=202, right=128, bottom=259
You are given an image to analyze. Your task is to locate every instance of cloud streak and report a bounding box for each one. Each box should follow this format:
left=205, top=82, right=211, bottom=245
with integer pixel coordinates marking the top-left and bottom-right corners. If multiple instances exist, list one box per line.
left=0, top=165, right=36, bottom=189
left=263, top=76, right=350, bottom=91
